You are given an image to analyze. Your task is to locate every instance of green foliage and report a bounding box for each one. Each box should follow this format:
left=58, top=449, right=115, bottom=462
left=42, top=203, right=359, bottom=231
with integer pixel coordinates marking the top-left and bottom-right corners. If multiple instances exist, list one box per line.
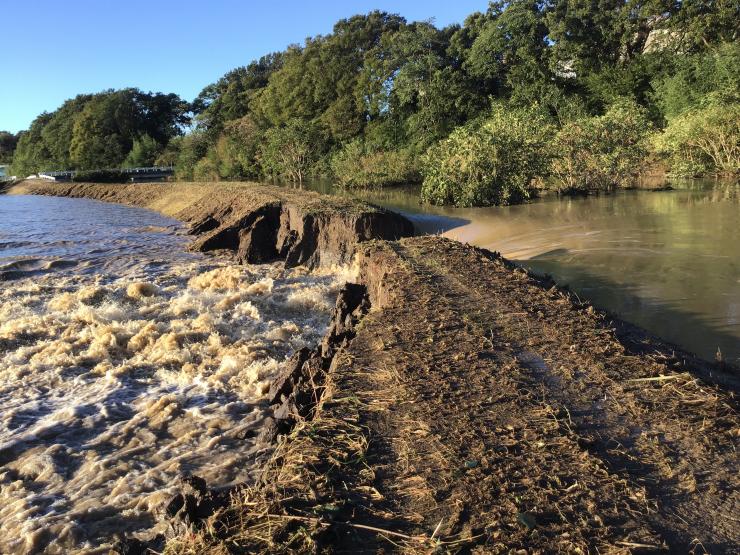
left=252, top=12, right=406, bottom=143
left=12, top=3, right=738, bottom=204
left=193, top=54, right=283, bottom=138
left=654, top=99, right=739, bottom=176
left=72, top=169, right=129, bottom=183
left=174, top=132, right=210, bottom=181
left=214, top=116, right=263, bottom=179
left=259, top=119, right=322, bottom=182
left=551, top=101, right=653, bottom=192
left=658, top=0, right=739, bottom=54
left=331, top=140, right=420, bottom=188
left=154, top=137, right=182, bottom=167
left=11, top=89, right=188, bottom=174
left=652, top=43, right=740, bottom=121
left=420, top=106, right=554, bottom=207
left=122, top=134, right=161, bottom=168
left=0, top=131, right=19, bottom=164
left=173, top=118, right=262, bottom=182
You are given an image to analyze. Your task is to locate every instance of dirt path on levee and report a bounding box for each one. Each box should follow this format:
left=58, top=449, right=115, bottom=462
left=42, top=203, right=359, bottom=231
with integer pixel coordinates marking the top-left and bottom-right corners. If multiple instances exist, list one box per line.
left=301, top=237, right=738, bottom=553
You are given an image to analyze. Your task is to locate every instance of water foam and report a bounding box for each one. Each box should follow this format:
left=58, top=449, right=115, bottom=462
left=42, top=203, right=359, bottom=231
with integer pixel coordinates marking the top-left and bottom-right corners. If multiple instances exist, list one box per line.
left=0, top=259, right=351, bottom=553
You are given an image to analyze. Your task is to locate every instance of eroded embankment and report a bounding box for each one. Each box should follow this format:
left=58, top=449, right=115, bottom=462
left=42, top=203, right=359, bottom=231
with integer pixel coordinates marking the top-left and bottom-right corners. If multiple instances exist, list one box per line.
left=165, top=238, right=739, bottom=555
left=7, top=182, right=740, bottom=554
left=8, top=181, right=414, bottom=269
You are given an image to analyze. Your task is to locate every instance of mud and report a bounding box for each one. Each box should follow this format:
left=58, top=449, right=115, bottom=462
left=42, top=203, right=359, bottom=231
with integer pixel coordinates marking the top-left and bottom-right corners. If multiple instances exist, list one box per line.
left=181, top=238, right=738, bottom=554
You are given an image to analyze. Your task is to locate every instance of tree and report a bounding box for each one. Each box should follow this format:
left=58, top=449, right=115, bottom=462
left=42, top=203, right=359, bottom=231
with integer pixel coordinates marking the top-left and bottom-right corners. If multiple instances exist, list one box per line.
left=652, top=42, right=740, bottom=121
left=122, top=134, right=161, bottom=168
left=253, top=12, right=406, bottom=143
left=193, top=53, right=283, bottom=138
left=259, top=119, right=322, bottom=182
left=11, top=88, right=188, bottom=173
left=11, top=113, right=55, bottom=175
left=466, top=0, right=555, bottom=105
left=174, top=132, right=210, bottom=180
left=0, top=131, right=18, bottom=164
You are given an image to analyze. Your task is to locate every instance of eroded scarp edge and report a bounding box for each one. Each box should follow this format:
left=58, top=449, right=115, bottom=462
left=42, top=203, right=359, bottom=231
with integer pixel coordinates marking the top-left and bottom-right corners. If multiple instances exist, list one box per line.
left=8, top=180, right=415, bottom=269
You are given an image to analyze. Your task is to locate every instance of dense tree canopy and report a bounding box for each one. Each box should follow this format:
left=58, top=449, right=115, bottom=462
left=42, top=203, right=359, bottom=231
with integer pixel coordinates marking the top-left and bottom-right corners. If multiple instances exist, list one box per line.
left=11, top=1, right=738, bottom=199
left=11, top=89, right=189, bottom=175
left=0, top=131, right=18, bottom=164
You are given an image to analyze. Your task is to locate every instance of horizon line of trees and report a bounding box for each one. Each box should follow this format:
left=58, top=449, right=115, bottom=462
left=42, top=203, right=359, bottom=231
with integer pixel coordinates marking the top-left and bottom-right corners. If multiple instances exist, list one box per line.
left=7, top=0, right=739, bottom=205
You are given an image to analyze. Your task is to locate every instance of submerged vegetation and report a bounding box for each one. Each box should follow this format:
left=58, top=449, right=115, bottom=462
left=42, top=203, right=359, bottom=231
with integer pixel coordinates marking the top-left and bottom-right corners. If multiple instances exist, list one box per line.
left=9, top=2, right=740, bottom=205
left=421, top=105, right=553, bottom=206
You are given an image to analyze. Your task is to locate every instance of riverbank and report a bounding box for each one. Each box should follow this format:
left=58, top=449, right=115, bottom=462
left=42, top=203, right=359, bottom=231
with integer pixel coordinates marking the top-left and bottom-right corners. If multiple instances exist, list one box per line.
left=5, top=181, right=739, bottom=553
left=8, top=180, right=413, bottom=269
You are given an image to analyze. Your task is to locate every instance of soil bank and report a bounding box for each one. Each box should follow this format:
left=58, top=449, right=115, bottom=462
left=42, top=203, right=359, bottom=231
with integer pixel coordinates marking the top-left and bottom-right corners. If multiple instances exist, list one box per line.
left=5, top=181, right=739, bottom=553
left=7, top=180, right=414, bottom=269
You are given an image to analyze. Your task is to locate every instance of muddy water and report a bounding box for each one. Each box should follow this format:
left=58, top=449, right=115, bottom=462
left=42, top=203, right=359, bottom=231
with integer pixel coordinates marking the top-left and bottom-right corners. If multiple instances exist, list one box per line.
left=306, top=180, right=740, bottom=365
left=0, top=196, right=349, bottom=553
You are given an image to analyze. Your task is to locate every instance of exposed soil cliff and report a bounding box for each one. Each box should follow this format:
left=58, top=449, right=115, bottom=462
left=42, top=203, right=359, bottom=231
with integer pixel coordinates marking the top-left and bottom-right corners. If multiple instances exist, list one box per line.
left=8, top=180, right=414, bottom=268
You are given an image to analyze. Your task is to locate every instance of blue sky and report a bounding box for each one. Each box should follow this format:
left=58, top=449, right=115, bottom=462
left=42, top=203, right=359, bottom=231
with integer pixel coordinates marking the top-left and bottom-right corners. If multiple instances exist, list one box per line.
left=1, top=0, right=488, bottom=133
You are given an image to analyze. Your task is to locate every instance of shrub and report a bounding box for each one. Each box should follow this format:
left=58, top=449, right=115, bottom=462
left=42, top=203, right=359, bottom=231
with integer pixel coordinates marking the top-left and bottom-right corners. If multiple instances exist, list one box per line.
left=420, top=106, right=553, bottom=207
left=72, top=169, right=128, bottom=183
left=331, top=141, right=420, bottom=188
left=551, top=100, right=653, bottom=192
left=216, top=116, right=263, bottom=179
left=654, top=99, right=739, bottom=176
left=174, top=132, right=210, bottom=180
left=193, top=155, right=220, bottom=182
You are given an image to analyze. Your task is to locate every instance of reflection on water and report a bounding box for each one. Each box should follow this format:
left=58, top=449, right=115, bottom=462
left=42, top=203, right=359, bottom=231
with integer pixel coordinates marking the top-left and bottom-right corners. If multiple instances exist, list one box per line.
left=0, top=196, right=348, bottom=552
left=303, top=179, right=740, bottom=364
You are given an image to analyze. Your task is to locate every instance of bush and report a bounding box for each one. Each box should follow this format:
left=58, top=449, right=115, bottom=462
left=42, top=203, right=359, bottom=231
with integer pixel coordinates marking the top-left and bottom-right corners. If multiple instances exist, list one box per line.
left=420, top=106, right=553, bottom=207
left=654, top=99, right=739, bottom=176
left=72, top=169, right=129, bottom=183
left=192, top=156, right=220, bottom=181
left=551, top=100, right=653, bottom=192
left=653, top=43, right=740, bottom=122
left=331, top=141, right=420, bottom=188
left=215, top=116, right=263, bottom=179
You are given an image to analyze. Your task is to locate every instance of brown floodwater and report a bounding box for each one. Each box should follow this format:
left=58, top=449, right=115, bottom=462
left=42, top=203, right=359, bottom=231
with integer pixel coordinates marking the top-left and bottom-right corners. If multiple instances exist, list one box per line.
left=0, top=195, right=350, bottom=553
left=303, top=179, right=740, bottom=365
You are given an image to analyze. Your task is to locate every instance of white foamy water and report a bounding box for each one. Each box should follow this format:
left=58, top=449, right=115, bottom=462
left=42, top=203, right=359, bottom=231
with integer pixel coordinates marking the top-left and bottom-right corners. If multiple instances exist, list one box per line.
left=0, top=196, right=350, bottom=553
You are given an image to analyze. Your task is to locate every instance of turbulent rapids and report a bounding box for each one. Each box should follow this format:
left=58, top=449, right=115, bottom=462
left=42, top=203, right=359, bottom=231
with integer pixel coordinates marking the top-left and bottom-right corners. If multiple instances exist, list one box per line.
left=0, top=196, right=351, bottom=553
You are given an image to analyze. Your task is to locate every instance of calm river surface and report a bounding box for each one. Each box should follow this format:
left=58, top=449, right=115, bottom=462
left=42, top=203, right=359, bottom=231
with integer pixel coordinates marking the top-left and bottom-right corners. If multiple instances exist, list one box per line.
left=305, top=180, right=740, bottom=365
left=0, top=195, right=345, bottom=552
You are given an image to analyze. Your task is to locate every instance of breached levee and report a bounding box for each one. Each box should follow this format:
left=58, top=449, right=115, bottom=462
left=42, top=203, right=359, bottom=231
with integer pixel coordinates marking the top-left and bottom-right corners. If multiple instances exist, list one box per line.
left=9, top=181, right=414, bottom=269
left=5, top=181, right=739, bottom=554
